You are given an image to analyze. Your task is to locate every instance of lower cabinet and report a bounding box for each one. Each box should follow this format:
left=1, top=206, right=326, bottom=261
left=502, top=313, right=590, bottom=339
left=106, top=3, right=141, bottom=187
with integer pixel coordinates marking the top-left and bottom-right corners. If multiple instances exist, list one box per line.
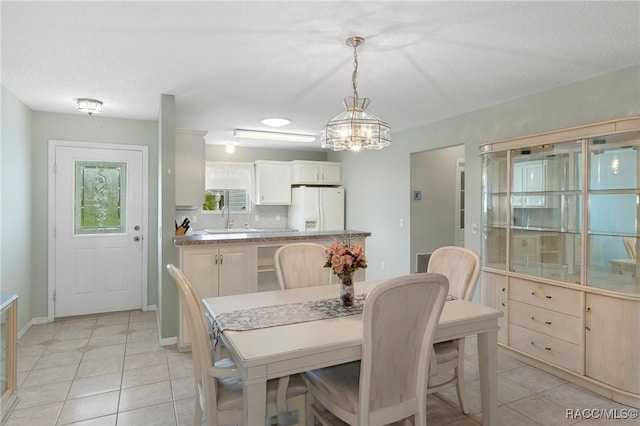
left=586, top=293, right=640, bottom=396
left=481, top=270, right=640, bottom=407
left=178, top=245, right=256, bottom=350
left=480, top=271, right=508, bottom=344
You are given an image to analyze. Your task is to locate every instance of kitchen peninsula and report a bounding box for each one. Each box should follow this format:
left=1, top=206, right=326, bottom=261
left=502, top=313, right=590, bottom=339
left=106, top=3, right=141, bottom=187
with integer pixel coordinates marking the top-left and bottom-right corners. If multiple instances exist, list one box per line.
left=173, top=229, right=370, bottom=350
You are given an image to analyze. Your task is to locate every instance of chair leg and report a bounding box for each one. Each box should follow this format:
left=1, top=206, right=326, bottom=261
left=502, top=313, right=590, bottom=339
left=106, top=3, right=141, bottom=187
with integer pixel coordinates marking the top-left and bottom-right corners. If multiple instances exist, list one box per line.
left=306, top=393, right=315, bottom=426
left=193, top=385, right=203, bottom=426
left=454, top=345, right=469, bottom=415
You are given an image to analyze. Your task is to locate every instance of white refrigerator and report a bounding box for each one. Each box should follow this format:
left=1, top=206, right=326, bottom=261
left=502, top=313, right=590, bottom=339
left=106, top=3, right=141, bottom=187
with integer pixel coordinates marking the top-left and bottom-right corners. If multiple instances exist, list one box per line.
left=288, top=186, right=345, bottom=232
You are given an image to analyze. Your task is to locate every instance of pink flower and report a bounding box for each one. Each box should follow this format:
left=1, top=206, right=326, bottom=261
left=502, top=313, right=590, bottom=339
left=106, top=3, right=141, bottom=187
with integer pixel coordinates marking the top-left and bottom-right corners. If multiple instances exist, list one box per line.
left=331, top=254, right=346, bottom=273
left=350, top=244, right=364, bottom=258
left=324, top=240, right=368, bottom=279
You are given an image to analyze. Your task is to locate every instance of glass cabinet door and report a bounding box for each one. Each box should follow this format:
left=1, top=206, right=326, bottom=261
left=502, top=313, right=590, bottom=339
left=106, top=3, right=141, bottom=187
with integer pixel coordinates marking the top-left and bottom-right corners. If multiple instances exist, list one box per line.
left=587, top=131, right=640, bottom=294
left=509, top=141, right=582, bottom=284
left=482, top=151, right=508, bottom=270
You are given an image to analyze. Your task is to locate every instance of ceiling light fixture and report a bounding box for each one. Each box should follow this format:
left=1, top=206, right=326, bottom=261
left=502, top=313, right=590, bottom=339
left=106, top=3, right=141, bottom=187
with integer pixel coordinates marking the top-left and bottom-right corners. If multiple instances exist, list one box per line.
left=321, top=36, right=391, bottom=152
left=225, top=144, right=236, bottom=154
left=233, top=129, right=315, bottom=143
left=77, top=98, right=103, bottom=115
left=261, top=118, right=291, bottom=128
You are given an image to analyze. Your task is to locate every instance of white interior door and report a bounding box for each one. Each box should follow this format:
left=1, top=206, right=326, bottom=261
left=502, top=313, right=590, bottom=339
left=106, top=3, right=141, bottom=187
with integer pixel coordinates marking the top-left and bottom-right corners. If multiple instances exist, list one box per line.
left=52, top=144, right=145, bottom=317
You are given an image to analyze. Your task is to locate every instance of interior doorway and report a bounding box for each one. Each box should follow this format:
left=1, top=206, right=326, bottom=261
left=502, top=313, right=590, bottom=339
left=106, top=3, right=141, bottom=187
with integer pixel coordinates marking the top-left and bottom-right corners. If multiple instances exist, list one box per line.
left=410, top=145, right=465, bottom=273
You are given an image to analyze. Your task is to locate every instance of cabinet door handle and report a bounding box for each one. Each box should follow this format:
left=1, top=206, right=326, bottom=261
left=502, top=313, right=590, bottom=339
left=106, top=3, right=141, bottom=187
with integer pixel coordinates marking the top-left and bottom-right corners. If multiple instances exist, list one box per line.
left=500, top=287, right=506, bottom=307
left=214, top=255, right=218, bottom=265
left=220, top=255, right=223, bottom=265
left=586, top=306, right=591, bottom=331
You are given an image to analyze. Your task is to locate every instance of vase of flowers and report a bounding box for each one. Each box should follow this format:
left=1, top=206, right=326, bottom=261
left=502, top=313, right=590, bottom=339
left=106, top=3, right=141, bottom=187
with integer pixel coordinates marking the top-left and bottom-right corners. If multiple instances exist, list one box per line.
left=324, top=240, right=367, bottom=307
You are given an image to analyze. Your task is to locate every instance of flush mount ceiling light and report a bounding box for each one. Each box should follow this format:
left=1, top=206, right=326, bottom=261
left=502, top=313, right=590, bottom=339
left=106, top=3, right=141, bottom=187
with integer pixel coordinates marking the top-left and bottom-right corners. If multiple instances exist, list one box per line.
left=261, top=117, right=291, bottom=128
left=77, top=98, right=103, bottom=115
left=225, top=144, right=236, bottom=154
left=321, top=36, right=391, bottom=152
left=233, top=129, right=316, bottom=143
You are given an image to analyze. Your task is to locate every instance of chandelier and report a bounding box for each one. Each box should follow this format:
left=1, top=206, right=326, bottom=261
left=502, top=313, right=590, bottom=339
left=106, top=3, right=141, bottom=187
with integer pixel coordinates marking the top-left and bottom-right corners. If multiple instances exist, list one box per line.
left=321, top=36, right=391, bottom=151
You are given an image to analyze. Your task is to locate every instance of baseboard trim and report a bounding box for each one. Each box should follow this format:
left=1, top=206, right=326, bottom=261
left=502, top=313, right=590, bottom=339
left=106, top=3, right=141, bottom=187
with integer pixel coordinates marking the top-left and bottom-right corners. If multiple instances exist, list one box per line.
left=159, top=336, right=177, bottom=347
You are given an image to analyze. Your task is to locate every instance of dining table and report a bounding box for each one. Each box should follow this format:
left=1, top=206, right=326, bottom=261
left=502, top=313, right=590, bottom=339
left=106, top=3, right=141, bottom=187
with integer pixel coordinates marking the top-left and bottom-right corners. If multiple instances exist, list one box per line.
left=202, top=280, right=503, bottom=426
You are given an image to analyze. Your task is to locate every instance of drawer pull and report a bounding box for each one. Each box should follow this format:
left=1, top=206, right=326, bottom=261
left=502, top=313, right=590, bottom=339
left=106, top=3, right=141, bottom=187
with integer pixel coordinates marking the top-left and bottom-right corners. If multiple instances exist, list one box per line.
left=545, top=295, right=552, bottom=299
left=545, top=347, right=551, bottom=351
left=545, top=321, right=552, bottom=325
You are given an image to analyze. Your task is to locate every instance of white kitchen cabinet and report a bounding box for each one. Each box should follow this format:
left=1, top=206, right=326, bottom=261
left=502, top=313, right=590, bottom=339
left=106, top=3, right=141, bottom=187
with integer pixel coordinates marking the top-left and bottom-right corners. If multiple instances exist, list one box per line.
left=291, top=160, right=341, bottom=185
left=254, top=160, right=291, bottom=205
left=175, top=129, right=206, bottom=207
left=586, top=293, right=640, bottom=397
left=178, top=245, right=256, bottom=350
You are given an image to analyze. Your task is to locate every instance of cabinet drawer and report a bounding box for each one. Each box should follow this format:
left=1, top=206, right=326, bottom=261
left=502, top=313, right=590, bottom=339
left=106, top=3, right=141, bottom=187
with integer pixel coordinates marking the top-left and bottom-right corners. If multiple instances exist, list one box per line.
left=509, top=300, right=581, bottom=344
left=509, top=324, right=581, bottom=373
left=510, top=278, right=581, bottom=316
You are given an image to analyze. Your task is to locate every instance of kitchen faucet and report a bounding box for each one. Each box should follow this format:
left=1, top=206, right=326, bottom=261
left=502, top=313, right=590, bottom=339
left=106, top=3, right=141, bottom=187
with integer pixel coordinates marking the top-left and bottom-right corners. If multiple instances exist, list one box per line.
left=221, top=205, right=233, bottom=229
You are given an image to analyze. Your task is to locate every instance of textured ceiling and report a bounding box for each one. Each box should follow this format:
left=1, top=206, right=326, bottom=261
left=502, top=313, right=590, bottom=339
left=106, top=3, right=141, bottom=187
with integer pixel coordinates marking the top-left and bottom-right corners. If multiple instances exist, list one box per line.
left=2, top=1, right=639, bottom=150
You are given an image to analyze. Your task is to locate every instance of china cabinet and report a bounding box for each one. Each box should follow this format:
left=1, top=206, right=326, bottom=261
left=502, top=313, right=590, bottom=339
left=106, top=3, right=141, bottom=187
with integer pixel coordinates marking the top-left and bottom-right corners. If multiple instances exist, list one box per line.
left=290, top=160, right=342, bottom=185
left=254, top=161, right=291, bottom=205
left=480, top=116, right=640, bottom=407
left=175, top=129, right=206, bottom=207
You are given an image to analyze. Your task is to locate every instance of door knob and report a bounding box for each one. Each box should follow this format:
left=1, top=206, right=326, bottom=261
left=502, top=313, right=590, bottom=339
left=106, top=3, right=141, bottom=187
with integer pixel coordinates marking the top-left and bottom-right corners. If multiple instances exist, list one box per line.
left=134, top=236, right=141, bottom=242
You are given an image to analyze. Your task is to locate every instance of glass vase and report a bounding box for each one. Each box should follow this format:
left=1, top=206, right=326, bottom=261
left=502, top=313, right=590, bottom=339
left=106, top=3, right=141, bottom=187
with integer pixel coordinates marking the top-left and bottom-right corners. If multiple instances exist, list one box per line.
left=340, top=274, right=354, bottom=307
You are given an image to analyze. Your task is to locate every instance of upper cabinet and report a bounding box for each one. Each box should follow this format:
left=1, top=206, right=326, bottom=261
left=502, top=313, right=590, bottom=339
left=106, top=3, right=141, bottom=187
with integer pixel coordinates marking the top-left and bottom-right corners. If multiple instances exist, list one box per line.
left=291, top=160, right=341, bottom=185
left=175, top=129, right=206, bottom=207
left=254, top=161, right=291, bottom=205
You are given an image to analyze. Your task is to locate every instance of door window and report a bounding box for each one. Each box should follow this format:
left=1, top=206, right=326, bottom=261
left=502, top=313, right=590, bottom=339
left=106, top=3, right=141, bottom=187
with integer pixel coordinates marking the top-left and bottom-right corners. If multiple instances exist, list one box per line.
left=74, top=161, right=127, bottom=234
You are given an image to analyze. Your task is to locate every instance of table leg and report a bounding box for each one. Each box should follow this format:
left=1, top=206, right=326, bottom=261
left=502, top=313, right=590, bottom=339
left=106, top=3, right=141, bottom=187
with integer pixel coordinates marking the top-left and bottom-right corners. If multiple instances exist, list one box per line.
left=477, top=329, right=498, bottom=426
left=243, top=377, right=267, bottom=426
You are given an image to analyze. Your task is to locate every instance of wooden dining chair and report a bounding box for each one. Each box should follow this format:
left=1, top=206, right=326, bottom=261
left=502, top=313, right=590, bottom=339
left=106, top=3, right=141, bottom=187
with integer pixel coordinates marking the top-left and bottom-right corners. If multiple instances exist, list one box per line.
left=275, top=242, right=332, bottom=289
left=426, top=246, right=481, bottom=414
left=167, top=264, right=308, bottom=426
left=304, top=273, right=449, bottom=426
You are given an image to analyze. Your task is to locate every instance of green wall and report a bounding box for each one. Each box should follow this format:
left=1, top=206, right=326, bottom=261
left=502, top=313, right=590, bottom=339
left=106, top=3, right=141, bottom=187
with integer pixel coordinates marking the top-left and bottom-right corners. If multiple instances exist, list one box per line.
left=1, top=86, right=34, bottom=330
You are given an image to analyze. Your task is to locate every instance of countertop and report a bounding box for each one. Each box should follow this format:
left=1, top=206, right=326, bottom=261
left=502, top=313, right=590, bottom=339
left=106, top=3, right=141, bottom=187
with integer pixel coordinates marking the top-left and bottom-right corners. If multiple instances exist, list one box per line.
left=174, top=229, right=371, bottom=246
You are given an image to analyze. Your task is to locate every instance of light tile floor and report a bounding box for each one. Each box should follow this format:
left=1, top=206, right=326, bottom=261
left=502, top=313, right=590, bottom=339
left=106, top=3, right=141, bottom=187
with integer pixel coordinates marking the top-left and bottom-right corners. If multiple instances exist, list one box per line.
left=6, top=310, right=638, bottom=425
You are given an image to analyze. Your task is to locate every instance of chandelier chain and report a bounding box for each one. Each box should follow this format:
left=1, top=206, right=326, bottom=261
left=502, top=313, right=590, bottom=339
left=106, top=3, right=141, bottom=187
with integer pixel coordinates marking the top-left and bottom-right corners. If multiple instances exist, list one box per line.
left=352, top=42, right=359, bottom=102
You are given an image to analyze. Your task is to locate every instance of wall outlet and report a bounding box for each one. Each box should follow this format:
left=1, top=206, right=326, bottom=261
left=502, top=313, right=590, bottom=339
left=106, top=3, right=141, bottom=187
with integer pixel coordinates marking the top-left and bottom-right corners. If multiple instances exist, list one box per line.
left=254, top=214, right=259, bottom=221
left=472, top=223, right=478, bottom=233
left=381, top=261, right=385, bottom=270
left=399, top=218, right=404, bottom=228
left=276, top=215, right=281, bottom=221
left=191, top=215, right=197, bottom=223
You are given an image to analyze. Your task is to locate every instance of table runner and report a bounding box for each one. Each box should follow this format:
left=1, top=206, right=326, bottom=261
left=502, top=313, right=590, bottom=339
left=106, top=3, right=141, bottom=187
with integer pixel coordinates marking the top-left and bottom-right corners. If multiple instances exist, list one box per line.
left=209, top=293, right=458, bottom=348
